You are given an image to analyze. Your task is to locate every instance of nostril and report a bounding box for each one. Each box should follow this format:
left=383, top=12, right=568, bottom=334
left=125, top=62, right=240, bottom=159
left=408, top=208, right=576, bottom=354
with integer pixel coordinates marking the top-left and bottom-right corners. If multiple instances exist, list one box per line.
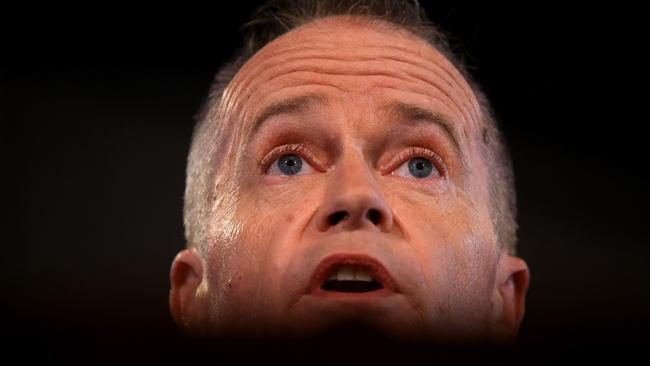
left=366, top=209, right=381, bottom=225
left=328, top=211, right=349, bottom=226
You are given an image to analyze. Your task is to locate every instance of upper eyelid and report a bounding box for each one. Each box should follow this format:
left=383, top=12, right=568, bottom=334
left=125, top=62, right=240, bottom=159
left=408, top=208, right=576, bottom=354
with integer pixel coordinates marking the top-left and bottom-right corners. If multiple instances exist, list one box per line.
left=382, top=147, right=448, bottom=177
left=259, top=144, right=325, bottom=173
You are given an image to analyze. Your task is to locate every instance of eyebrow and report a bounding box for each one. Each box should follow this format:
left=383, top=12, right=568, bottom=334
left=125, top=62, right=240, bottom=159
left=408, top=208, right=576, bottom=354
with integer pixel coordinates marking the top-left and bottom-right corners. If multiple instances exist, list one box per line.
left=245, top=95, right=469, bottom=173
left=379, top=101, right=469, bottom=172
left=246, top=94, right=330, bottom=143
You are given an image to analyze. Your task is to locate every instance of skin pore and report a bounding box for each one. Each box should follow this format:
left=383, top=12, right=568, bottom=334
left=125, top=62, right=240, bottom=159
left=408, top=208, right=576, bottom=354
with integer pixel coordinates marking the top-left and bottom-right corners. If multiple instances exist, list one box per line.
left=170, top=16, right=529, bottom=343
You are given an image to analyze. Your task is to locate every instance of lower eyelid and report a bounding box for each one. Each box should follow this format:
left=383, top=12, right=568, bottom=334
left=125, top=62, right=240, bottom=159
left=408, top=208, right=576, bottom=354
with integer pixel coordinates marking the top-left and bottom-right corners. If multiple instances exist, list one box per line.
left=265, top=146, right=327, bottom=175
left=383, top=147, right=448, bottom=176
left=266, top=155, right=316, bottom=176
left=392, top=159, right=441, bottom=178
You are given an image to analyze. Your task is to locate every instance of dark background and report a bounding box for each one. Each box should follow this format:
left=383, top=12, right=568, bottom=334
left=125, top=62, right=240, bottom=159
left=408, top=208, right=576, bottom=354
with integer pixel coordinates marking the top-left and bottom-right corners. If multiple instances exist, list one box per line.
left=4, top=1, right=648, bottom=357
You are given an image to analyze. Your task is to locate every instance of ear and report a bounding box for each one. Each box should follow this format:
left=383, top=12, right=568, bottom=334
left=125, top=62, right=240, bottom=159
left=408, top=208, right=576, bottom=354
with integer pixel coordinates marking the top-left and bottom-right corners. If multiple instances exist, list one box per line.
left=169, top=247, right=205, bottom=332
left=491, top=253, right=530, bottom=342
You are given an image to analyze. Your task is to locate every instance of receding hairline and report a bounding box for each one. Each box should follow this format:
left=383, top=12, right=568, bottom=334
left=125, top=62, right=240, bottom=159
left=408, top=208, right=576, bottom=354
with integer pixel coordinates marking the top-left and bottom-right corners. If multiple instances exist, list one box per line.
left=240, top=14, right=453, bottom=74
left=273, top=14, right=431, bottom=41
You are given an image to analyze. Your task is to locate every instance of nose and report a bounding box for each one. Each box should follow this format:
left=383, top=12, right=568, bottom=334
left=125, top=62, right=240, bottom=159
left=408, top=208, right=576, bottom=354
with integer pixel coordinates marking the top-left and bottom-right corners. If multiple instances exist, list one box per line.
left=314, top=157, right=394, bottom=233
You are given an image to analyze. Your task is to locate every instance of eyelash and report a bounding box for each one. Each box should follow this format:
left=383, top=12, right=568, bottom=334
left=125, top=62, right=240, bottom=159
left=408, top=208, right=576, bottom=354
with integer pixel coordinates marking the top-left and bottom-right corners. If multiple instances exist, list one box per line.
left=259, top=144, right=448, bottom=177
left=258, top=143, right=324, bottom=173
left=384, top=146, right=448, bottom=177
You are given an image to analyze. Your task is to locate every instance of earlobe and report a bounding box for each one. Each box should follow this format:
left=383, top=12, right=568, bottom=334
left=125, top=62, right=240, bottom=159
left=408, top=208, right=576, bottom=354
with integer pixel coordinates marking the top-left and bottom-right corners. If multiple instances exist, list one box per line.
left=169, top=247, right=205, bottom=331
left=493, top=254, right=530, bottom=342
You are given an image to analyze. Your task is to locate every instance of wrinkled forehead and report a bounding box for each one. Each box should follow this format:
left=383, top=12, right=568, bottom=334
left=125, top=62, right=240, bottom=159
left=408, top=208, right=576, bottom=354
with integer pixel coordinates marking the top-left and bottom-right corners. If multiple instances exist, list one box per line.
left=217, top=16, right=481, bottom=148
left=246, top=18, right=475, bottom=103
left=247, top=16, right=457, bottom=74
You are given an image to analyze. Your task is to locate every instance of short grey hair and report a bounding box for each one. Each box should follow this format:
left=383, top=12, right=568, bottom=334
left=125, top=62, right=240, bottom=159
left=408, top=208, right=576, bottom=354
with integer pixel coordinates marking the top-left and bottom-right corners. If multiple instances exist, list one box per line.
left=184, top=0, right=517, bottom=255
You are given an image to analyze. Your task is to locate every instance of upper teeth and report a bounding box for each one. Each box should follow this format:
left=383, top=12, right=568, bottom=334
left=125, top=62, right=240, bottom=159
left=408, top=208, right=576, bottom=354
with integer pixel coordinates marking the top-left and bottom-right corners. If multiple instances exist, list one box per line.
left=327, top=266, right=373, bottom=282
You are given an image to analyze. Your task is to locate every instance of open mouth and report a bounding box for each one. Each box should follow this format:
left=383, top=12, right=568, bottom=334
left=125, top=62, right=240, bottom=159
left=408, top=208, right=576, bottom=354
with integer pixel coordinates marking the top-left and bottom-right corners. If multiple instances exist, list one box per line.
left=320, top=265, right=384, bottom=292
left=310, top=254, right=396, bottom=294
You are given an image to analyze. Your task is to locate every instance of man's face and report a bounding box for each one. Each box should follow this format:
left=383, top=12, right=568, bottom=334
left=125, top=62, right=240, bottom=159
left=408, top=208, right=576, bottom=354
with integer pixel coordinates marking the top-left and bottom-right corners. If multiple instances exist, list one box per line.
left=171, top=17, right=529, bottom=342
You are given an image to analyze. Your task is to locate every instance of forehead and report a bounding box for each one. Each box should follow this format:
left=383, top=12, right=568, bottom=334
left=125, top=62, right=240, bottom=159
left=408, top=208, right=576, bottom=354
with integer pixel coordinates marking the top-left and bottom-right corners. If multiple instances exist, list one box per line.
left=224, top=16, right=481, bottom=143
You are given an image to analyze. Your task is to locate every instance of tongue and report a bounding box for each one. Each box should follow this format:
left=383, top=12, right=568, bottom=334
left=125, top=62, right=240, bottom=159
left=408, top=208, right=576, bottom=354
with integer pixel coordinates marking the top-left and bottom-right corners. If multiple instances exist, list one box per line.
left=321, top=280, right=383, bottom=293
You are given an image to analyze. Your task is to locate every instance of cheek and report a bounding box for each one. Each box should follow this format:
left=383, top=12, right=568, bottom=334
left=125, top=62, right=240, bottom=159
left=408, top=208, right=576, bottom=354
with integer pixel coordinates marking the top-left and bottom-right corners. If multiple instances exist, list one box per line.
left=254, top=175, right=323, bottom=208
left=246, top=177, right=324, bottom=244
left=396, top=195, right=497, bottom=299
left=244, top=190, right=320, bottom=270
left=199, top=202, right=274, bottom=305
left=215, top=192, right=315, bottom=293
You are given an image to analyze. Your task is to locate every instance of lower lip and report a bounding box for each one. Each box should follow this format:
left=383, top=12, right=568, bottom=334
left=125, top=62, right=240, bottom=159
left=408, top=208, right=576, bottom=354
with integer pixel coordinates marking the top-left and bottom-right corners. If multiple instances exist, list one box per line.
left=309, top=287, right=395, bottom=299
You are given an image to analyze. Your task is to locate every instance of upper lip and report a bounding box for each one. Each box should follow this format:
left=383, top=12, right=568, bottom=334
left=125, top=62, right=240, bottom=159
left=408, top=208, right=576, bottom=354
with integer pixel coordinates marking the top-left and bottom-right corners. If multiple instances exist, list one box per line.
left=309, top=253, right=398, bottom=293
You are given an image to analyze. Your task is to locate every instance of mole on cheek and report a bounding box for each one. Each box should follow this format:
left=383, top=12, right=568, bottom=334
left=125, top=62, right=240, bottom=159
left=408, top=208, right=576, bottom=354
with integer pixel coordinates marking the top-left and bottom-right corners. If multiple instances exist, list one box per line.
left=286, top=213, right=294, bottom=223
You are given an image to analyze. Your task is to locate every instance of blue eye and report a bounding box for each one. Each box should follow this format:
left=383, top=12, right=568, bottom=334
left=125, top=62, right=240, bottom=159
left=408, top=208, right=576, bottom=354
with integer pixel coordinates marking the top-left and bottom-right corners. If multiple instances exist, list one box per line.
left=263, top=144, right=319, bottom=177
left=266, top=153, right=315, bottom=176
left=277, top=154, right=303, bottom=175
left=408, top=158, right=433, bottom=178
left=394, top=157, right=440, bottom=179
